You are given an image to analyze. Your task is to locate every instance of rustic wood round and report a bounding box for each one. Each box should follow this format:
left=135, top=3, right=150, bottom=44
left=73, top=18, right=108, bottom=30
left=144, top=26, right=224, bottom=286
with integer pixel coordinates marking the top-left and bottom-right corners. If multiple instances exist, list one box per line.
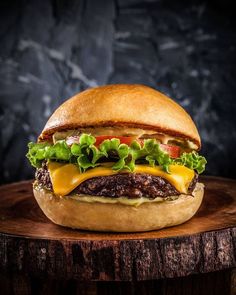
left=0, top=176, right=235, bottom=295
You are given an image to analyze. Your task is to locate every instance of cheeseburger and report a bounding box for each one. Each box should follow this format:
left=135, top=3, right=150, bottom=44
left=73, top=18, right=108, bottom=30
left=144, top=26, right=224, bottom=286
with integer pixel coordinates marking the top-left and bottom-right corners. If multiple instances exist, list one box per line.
left=27, top=84, right=207, bottom=232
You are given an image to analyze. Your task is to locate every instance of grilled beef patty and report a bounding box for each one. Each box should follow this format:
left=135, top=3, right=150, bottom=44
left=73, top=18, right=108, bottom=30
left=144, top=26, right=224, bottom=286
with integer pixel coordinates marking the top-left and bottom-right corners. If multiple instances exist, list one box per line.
left=35, top=162, right=198, bottom=199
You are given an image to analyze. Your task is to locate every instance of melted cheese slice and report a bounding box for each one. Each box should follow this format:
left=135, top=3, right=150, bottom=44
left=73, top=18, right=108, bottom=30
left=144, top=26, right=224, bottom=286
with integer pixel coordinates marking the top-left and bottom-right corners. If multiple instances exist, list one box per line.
left=47, top=162, right=194, bottom=197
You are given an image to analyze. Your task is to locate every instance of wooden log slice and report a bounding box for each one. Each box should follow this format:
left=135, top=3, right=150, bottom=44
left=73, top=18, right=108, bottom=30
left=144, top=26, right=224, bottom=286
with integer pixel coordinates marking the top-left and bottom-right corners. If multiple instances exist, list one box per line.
left=0, top=176, right=235, bottom=281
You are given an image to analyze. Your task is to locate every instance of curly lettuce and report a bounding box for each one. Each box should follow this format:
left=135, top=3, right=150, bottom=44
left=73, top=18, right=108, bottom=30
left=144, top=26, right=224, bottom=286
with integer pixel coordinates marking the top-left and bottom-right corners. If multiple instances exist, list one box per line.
left=173, top=151, right=207, bottom=174
left=26, top=134, right=207, bottom=174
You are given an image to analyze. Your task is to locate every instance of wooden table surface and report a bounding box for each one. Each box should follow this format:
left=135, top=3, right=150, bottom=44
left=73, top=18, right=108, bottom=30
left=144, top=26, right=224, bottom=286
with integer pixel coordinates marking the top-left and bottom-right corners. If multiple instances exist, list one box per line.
left=0, top=176, right=235, bottom=283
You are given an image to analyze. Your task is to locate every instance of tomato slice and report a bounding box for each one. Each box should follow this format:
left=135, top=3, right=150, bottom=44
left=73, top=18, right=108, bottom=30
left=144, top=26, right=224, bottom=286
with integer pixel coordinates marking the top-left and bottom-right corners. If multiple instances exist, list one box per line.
left=160, top=144, right=180, bottom=158
left=95, top=136, right=134, bottom=147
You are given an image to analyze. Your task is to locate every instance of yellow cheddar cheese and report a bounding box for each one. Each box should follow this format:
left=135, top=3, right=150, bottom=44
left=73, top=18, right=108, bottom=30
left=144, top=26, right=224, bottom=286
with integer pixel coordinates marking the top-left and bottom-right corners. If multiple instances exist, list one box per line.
left=47, top=162, right=195, bottom=197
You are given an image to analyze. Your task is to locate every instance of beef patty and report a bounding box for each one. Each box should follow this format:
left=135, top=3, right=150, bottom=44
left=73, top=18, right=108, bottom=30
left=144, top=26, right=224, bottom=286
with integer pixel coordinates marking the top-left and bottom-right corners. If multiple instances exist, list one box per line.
left=35, top=162, right=198, bottom=199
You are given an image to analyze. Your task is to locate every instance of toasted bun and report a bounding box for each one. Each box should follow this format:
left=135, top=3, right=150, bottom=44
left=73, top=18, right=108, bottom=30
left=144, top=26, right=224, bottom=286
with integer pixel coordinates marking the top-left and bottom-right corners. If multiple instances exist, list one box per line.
left=33, top=183, right=204, bottom=232
left=39, top=84, right=201, bottom=148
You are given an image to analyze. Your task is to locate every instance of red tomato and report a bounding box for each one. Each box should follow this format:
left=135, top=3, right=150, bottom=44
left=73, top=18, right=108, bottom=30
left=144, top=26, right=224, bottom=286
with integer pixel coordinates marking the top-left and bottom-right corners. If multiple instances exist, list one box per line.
left=160, top=144, right=180, bottom=158
left=95, top=136, right=134, bottom=147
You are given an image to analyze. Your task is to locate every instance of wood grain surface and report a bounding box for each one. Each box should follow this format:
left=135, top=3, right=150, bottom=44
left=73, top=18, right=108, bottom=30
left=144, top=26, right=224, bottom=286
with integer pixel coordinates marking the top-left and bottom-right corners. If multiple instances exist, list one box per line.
left=0, top=176, right=235, bottom=281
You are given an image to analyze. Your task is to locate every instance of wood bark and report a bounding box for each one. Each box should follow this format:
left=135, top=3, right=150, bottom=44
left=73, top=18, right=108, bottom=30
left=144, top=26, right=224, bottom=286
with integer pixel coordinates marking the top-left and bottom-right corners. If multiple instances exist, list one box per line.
left=0, top=270, right=234, bottom=295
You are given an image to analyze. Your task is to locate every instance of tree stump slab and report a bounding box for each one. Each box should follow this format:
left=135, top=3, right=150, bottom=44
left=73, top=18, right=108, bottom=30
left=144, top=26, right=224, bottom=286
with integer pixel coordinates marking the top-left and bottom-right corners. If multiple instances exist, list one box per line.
left=0, top=176, right=235, bottom=281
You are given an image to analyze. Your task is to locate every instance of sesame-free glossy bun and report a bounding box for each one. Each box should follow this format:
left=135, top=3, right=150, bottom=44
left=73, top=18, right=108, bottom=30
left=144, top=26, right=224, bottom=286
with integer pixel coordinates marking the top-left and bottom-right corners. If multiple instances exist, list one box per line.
left=39, top=84, right=201, bottom=148
left=33, top=183, right=204, bottom=232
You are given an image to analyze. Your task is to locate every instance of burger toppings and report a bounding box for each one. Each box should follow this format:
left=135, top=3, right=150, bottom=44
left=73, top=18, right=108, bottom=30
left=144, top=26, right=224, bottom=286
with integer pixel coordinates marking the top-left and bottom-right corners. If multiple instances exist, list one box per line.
left=66, top=135, right=181, bottom=157
left=51, top=127, right=200, bottom=150
left=27, top=133, right=206, bottom=173
left=27, top=133, right=206, bottom=198
left=37, top=161, right=194, bottom=196
left=36, top=162, right=198, bottom=199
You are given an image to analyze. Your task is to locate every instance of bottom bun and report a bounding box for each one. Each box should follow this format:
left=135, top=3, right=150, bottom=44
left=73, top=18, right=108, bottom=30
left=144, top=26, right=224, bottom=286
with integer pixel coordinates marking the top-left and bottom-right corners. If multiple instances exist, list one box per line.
left=33, top=183, right=204, bottom=232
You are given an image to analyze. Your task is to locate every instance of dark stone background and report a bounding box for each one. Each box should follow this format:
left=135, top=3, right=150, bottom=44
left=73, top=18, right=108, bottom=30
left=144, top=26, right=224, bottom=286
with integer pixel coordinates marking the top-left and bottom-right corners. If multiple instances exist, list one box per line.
left=0, top=0, right=236, bottom=184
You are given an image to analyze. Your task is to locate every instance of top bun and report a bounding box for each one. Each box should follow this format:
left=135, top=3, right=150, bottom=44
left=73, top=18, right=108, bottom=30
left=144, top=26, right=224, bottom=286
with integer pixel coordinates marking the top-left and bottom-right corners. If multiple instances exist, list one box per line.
left=39, top=84, right=201, bottom=148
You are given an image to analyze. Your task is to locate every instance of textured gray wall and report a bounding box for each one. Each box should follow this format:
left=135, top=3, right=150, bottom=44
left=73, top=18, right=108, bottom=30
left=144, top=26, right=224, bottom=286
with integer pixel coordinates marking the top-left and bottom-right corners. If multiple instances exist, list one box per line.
left=0, top=0, right=236, bottom=183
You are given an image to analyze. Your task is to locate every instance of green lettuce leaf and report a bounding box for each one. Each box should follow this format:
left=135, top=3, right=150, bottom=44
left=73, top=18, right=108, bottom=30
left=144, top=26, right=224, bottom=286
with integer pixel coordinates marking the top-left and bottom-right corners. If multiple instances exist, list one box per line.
left=26, top=142, right=49, bottom=168
left=26, top=140, right=72, bottom=168
left=173, top=151, right=207, bottom=174
left=71, top=134, right=99, bottom=172
left=26, top=134, right=207, bottom=174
